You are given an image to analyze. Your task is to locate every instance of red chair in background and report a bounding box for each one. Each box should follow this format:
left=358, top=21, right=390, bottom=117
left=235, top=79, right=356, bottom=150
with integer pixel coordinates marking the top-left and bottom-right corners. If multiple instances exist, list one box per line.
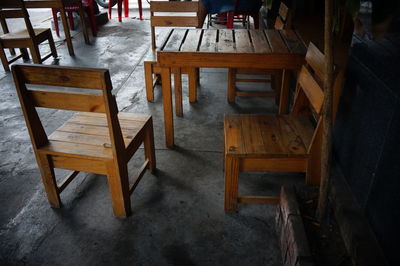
left=52, top=0, right=97, bottom=37
left=109, top=0, right=143, bottom=22
left=226, top=0, right=260, bottom=29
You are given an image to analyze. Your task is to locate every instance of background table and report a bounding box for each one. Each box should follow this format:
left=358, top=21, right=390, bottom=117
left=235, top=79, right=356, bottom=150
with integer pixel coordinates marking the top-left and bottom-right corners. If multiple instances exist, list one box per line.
left=157, top=28, right=307, bottom=147
left=25, top=0, right=90, bottom=56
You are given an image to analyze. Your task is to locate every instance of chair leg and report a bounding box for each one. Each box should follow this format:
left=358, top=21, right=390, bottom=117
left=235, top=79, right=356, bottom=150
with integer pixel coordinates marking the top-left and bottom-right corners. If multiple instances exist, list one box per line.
left=188, top=67, right=198, bottom=103
left=274, top=70, right=282, bottom=105
left=48, top=33, right=58, bottom=59
left=224, top=156, right=239, bottom=212
left=20, top=48, right=30, bottom=60
left=144, top=61, right=155, bottom=102
left=0, top=45, right=10, bottom=72
left=117, top=0, right=122, bottom=22
left=52, top=9, right=61, bottom=37
left=68, top=11, right=74, bottom=30
left=37, top=153, right=62, bottom=208
left=30, top=44, right=42, bottom=64
left=124, top=0, right=129, bottom=18
left=227, top=68, right=237, bottom=103
left=173, top=67, right=183, bottom=117
left=106, top=161, right=131, bottom=218
left=108, top=0, right=112, bottom=19
left=144, top=118, right=156, bottom=173
left=86, top=6, right=97, bottom=37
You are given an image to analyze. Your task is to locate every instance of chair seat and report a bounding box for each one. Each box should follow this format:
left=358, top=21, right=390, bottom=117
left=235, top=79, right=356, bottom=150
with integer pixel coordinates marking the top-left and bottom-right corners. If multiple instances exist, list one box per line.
left=224, top=114, right=314, bottom=158
left=0, top=28, right=49, bottom=40
left=40, top=112, right=151, bottom=159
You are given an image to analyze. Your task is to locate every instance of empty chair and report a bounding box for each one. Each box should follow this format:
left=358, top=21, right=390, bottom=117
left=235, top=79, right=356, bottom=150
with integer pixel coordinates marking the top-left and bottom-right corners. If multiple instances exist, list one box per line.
left=0, top=0, right=58, bottom=71
left=224, top=43, right=344, bottom=212
left=144, top=0, right=202, bottom=116
left=52, top=0, right=97, bottom=37
left=227, top=2, right=292, bottom=104
left=12, top=64, right=156, bottom=218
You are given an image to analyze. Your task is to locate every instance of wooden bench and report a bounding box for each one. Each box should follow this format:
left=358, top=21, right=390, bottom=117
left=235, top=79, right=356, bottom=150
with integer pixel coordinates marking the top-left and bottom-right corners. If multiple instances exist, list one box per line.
left=144, top=0, right=202, bottom=116
left=224, top=42, right=344, bottom=212
left=12, top=64, right=156, bottom=218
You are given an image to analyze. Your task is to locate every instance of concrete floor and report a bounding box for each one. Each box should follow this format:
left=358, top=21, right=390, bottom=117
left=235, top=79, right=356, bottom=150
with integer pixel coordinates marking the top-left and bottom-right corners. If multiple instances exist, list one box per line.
left=0, top=7, right=305, bottom=265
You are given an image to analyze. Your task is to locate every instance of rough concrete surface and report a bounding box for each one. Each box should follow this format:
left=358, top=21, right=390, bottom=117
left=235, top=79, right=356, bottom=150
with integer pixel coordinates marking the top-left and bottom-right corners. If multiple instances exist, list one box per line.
left=0, top=6, right=305, bottom=265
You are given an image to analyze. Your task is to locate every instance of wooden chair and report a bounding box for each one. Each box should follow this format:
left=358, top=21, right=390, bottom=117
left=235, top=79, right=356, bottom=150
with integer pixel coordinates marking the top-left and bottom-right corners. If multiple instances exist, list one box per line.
left=227, top=2, right=292, bottom=103
left=52, top=0, right=97, bottom=37
left=12, top=64, right=156, bottom=218
left=224, top=43, right=344, bottom=212
left=0, top=0, right=58, bottom=71
left=144, top=0, right=202, bottom=116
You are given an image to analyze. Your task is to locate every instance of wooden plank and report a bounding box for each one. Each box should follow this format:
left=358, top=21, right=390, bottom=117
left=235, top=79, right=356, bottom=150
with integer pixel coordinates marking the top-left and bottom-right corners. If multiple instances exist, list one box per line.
left=280, top=30, right=307, bottom=54
left=150, top=1, right=198, bottom=12
left=28, top=89, right=105, bottom=113
left=265, top=29, right=288, bottom=53
left=218, top=29, right=235, bottom=53
left=298, top=66, right=324, bottom=114
left=16, top=64, right=107, bottom=89
left=163, top=29, right=187, bottom=52
left=241, top=115, right=264, bottom=154
left=67, top=113, right=147, bottom=130
left=51, top=155, right=109, bottom=175
left=305, top=42, right=325, bottom=82
left=39, top=140, right=113, bottom=159
left=180, top=29, right=202, bottom=52
left=77, top=112, right=150, bottom=122
left=234, top=30, right=253, bottom=53
left=249, top=30, right=271, bottom=53
left=151, top=16, right=198, bottom=28
left=199, top=29, right=217, bottom=52
left=240, top=157, right=308, bottom=172
left=57, top=122, right=140, bottom=137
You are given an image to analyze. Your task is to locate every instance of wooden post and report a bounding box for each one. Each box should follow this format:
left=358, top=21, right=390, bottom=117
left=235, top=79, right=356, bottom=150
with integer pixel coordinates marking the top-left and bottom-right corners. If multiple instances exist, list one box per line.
left=316, top=0, right=334, bottom=222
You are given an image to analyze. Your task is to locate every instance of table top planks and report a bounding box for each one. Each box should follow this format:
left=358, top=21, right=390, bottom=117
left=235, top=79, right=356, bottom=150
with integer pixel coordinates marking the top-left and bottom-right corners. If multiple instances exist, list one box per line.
left=159, top=29, right=305, bottom=55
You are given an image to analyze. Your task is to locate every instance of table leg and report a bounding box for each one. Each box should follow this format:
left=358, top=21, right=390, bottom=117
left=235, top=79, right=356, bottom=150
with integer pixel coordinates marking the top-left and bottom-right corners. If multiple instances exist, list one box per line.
left=173, top=67, right=183, bottom=117
left=77, top=1, right=90, bottom=44
left=161, top=67, right=174, bottom=148
left=138, top=0, right=143, bottom=20
left=59, top=7, right=74, bottom=56
left=278, top=69, right=291, bottom=114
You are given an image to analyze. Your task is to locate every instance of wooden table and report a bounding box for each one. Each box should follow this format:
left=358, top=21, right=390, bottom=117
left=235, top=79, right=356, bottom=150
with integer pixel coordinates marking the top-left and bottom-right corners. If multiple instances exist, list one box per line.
left=157, top=28, right=307, bottom=147
left=25, top=0, right=90, bottom=56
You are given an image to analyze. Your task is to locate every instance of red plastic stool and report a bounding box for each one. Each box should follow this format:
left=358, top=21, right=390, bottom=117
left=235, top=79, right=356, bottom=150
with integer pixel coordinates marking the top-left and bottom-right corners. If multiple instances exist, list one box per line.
left=109, top=0, right=143, bottom=22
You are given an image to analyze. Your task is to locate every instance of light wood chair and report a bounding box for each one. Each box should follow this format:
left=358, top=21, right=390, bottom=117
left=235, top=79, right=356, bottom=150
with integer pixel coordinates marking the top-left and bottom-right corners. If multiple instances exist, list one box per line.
left=224, top=43, right=344, bottom=212
left=144, top=0, right=202, bottom=116
left=0, top=0, right=58, bottom=71
left=12, top=64, right=156, bottom=218
left=227, top=2, right=292, bottom=103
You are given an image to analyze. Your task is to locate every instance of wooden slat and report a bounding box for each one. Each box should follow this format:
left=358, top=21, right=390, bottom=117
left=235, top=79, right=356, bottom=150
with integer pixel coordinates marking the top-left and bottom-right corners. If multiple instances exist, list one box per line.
left=280, top=30, right=307, bottom=54
left=67, top=114, right=147, bottom=130
left=150, top=1, right=199, bottom=12
left=234, top=30, right=252, bottom=53
left=305, top=42, right=325, bottom=82
left=284, top=114, right=315, bottom=150
left=279, top=2, right=289, bottom=21
left=242, top=115, right=264, bottom=154
left=77, top=112, right=150, bottom=122
left=151, top=16, right=198, bottom=28
left=163, top=29, right=187, bottom=52
left=0, top=9, right=25, bottom=19
left=51, top=155, right=109, bottom=175
left=180, top=29, right=202, bottom=52
left=249, top=30, right=271, bottom=53
left=264, top=29, right=288, bottom=53
left=217, top=29, right=234, bottom=53
left=16, top=65, right=108, bottom=89
left=274, top=17, right=285, bottom=30
left=199, top=29, right=217, bottom=52
left=297, top=66, right=324, bottom=114
left=57, top=122, right=140, bottom=137
left=39, top=140, right=112, bottom=159
left=240, top=157, right=308, bottom=172
left=28, top=89, right=105, bottom=113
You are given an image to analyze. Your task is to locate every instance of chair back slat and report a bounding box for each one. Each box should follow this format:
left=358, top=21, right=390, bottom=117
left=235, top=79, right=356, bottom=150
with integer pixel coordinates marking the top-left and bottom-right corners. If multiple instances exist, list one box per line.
left=150, top=1, right=199, bottom=12
left=305, top=42, right=325, bottom=82
left=297, top=65, right=324, bottom=115
left=28, top=89, right=106, bottom=113
left=151, top=16, right=199, bottom=27
left=0, top=9, right=25, bottom=19
left=16, top=64, right=108, bottom=90
left=150, top=0, right=201, bottom=49
left=274, top=2, right=292, bottom=30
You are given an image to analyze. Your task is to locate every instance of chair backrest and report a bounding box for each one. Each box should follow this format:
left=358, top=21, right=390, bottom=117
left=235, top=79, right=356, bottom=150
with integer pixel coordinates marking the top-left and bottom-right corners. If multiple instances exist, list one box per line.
left=150, top=0, right=201, bottom=49
left=291, top=42, right=344, bottom=153
left=274, top=2, right=292, bottom=30
left=12, top=64, right=126, bottom=157
left=0, top=0, right=36, bottom=37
